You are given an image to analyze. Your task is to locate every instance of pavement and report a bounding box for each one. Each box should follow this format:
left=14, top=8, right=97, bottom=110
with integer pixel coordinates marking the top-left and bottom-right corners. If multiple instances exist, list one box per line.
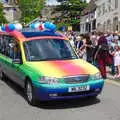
left=106, top=66, right=120, bottom=82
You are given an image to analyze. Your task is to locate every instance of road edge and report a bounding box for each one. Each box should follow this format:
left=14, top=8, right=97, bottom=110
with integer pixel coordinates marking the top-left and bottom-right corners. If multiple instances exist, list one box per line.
left=106, top=79, right=120, bottom=86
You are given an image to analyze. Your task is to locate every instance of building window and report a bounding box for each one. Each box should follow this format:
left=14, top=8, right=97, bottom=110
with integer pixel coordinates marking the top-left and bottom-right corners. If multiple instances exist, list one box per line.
left=97, top=6, right=101, bottom=16
left=108, top=0, right=111, bottom=4
left=103, top=22, right=107, bottom=32
left=102, top=3, right=105, bottom=15
left=115, top=0, right=118, bottom=9
left=107, top=20, right=111, bottom=32
left=108, top=0, right=111, bottom=11
left=86, top=22, right=91, bottom=32
left=97, top=23, right=101, bottom=31
left=113, top=17, right=118, bottom=32
left=92, top=19, right=96, bottom=30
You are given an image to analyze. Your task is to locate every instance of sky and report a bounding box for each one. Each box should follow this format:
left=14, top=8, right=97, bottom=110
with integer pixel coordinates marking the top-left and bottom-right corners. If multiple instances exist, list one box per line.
left=0, top=0, right=90, bottom=5
left=0, top=0, right=59, bottom=5
left=47, top=0, right=90, bottom=5
left=0, top=0, right=8, bottom=3
left=46, top=0, right=60, bottom=5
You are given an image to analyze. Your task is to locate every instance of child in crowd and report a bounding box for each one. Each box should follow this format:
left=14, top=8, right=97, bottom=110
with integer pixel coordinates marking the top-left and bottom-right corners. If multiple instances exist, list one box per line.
left=111, top=45, right=120, bottom=78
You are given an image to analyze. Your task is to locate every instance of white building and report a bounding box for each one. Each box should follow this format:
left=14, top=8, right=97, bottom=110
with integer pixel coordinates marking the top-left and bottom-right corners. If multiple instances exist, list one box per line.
left=80, top=0, right=97, bottom=34
left=96, top=0, right=120, bottom=32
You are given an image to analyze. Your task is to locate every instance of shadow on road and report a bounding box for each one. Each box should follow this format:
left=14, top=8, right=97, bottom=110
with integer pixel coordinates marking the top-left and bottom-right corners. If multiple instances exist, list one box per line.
left=36, top=98, right=100, bottom=109
left=1, top=77, right=25, bottom=99
left=2, top=78, right=101, bottom=109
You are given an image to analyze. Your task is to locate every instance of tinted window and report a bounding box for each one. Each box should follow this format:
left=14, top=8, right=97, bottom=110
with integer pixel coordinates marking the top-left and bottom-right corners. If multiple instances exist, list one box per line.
left=0, top=35, right=21, bottom=59
left=0, top=35, right=10, bottom=56
left=23, top=39, right=78, bottom=61
left=0, top=35, right=4, bottom=53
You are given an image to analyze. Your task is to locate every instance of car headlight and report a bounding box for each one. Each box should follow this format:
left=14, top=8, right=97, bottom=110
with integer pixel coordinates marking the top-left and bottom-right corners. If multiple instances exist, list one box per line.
left=90, top=72, right=102, bottom=80
left=39, top=76, right=58, bottom=84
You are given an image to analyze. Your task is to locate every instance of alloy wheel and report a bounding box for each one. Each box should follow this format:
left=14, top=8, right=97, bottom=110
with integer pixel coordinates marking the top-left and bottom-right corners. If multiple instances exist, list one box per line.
left=26, top=81, right=33, bottom=103
left=25, top=80, right=36, bottom=106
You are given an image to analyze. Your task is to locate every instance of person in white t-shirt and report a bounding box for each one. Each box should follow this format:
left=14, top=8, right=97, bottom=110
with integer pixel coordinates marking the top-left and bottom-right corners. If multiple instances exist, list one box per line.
left=111, top=45, right=120, bottom=78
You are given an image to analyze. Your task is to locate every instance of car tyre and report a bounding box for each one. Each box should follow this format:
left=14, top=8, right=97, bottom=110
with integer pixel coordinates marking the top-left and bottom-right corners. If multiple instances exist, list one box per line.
left=25, top=80, right=36, bottom=106
left=0, top=70, right=2, bottom=80
left=0, top=71, right=6, bottom=81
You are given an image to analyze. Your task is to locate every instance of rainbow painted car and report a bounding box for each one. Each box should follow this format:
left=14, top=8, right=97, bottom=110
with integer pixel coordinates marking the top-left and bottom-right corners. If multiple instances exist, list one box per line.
left=0, top=29, right=104, bottom=105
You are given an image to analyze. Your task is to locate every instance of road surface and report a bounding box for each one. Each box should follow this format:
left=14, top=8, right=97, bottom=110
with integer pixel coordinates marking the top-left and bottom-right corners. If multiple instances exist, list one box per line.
left=0, top=79, right=120, bottom=120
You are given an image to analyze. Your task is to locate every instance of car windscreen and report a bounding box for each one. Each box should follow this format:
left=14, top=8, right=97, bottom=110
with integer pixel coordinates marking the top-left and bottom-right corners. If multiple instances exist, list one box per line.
left=23, top=39, right=78, bottom=61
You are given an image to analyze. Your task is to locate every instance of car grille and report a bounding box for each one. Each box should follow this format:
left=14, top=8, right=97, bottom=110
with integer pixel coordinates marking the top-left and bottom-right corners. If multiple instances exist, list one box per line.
left=57, top=90, right=98, bottom=97
left=63, top=75, right=89, bottom=84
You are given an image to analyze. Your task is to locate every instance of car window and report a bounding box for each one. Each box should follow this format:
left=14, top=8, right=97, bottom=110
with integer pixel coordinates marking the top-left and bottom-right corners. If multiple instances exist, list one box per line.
left=23, top=39, right=78, bottom=61
left=4, top=35, right=14, bottom=57
left=0, top=35, right=4, bottom=54
left=13, top=42, right=21, bottom=59
left=0, top=35, right=21, bottom=59
left=0, top=35, right=6, bottom=55
left=8, top=37, right=21, bottom=60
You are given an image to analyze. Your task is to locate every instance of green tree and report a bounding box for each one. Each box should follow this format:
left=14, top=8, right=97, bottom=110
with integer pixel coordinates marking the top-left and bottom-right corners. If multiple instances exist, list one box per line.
left=0, top=3, right=7, bottom=24
left=55, top=0, right=87, bottom=28
left=18, top=0, right=45, bottom=23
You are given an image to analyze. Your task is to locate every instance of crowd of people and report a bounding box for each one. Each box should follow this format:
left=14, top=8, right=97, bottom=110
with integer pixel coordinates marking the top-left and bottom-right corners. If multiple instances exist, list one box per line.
left=64, top=31, right=120, bottom=79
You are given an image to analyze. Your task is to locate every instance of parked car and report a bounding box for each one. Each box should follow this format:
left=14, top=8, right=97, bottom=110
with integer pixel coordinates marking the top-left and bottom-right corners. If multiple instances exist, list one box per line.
left=0, top=30, right=104, bottom=105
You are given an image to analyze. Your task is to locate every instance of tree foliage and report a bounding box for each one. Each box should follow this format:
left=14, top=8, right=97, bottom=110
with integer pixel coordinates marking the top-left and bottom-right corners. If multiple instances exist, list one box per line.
left=0, top=3, right=8, bottom=24
left=18, top=0, right=45, bottom=23
left=57, top=0, right=87, bottom=11
left=55, top=0, right=87, bottom=26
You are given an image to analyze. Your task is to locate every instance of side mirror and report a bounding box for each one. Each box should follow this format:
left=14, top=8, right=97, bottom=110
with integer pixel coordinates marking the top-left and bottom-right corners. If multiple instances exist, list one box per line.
left=12, top=58, right=22, bottom=64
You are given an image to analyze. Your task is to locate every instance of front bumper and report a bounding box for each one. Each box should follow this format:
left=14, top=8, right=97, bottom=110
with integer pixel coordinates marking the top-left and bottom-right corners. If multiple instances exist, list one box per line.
left=32, top=79, right=104, bottom=101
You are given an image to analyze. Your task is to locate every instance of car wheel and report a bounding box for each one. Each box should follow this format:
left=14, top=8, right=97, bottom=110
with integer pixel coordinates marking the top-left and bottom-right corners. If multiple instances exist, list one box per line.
left=25, top=80, right=36, bottom=106
left=0, top=71, right=6, bottom=81
left=0, top=69, right=2, bottom=80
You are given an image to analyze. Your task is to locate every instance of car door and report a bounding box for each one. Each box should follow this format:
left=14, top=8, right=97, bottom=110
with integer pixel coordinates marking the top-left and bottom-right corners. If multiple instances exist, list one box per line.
left=11, top=40, right=26, bottom=88
left=0, top=35, right=11, bottom=77
left=0, top=34, right=4, bottom=76
left=3, top=36, right=25, bottom=87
